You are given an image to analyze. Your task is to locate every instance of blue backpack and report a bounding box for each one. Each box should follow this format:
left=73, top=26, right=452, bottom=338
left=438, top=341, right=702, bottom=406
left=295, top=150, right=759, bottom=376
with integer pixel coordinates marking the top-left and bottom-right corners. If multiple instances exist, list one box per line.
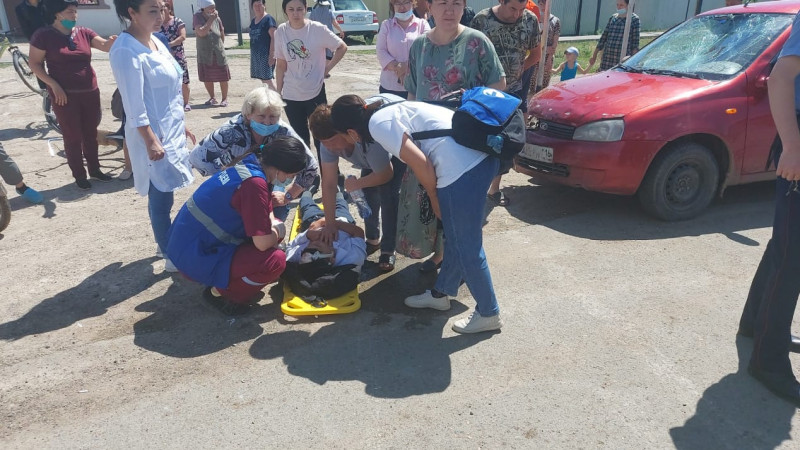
left=410, top=87, right=526, bottom=161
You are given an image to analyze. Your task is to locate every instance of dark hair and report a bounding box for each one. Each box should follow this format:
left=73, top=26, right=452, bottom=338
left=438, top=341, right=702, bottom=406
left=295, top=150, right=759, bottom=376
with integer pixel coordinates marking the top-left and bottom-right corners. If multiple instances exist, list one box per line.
left=330, top=95, right=381, bottom=144
left=308, top=104, right=338, bottom=141
left=282, top=0, right=307, bottom=14
left=113, top=0, right=148, bottom=21
left=252, top=0, right=265, bottom=5
left=260, top=135, right=308, bottom=174
left=44, top=0, right=78, bottom=25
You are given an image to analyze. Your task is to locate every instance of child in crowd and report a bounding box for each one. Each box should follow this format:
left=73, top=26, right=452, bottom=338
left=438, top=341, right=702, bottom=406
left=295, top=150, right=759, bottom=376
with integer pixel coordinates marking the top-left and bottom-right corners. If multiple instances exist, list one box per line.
left=552, top=47, right=593, bottom=82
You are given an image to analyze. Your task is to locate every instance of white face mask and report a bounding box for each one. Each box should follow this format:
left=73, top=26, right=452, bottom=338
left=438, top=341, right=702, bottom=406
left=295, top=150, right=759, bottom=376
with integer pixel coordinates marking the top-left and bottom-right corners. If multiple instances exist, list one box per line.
left=616, top=8, right=627, bottom=15
left=394, top=9, right=414, bottom=21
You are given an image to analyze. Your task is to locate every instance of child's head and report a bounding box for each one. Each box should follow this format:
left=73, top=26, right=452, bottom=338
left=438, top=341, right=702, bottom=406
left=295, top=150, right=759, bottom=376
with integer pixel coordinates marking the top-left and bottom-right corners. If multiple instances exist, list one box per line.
left=564, top=47, right=579, bottom=63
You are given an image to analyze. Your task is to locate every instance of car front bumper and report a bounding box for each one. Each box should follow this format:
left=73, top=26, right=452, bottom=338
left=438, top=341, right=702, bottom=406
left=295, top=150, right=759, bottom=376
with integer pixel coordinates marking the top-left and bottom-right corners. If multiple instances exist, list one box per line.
left=514, top=129, right=666, bottom=195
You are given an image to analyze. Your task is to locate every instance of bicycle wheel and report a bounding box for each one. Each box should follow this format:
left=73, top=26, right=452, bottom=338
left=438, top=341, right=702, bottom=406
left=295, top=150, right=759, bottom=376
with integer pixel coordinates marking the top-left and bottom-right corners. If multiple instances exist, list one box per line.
left=43, top=93, right=61, bottom=134
left=12, top=51, right=42, bottom=94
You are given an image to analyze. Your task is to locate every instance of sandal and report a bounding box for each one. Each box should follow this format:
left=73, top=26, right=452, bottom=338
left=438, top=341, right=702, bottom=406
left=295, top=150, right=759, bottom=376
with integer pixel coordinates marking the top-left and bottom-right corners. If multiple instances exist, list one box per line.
left=378, top=253, right=395, bottom=272
left=204, top=98, right=218, bottom=106
left=219, top=99, right=228, bottom=107
left=366, top=241, right=381, bottom=255
left=487, top=191, right=510, bottom=207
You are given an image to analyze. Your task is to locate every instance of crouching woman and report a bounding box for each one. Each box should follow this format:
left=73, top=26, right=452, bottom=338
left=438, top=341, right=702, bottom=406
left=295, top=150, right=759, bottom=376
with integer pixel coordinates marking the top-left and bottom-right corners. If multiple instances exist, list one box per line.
left=167, top=136, right=308, bottom=315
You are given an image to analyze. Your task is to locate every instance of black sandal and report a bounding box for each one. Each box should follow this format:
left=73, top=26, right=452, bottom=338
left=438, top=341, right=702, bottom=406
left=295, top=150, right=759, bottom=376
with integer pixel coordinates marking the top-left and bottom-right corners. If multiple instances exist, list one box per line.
left=487, top=191, right=510, bottom=207
left=378, top=253, right=395, bottom=272
left=366, top=241, right=381, bottom=255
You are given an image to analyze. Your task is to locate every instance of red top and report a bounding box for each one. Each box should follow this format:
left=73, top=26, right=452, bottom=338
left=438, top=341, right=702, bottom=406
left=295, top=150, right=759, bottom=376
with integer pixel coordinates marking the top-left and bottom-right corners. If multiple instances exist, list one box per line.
left=30, top=26, right=98, bottom=92
left=231, top=177, right=274, bottom=237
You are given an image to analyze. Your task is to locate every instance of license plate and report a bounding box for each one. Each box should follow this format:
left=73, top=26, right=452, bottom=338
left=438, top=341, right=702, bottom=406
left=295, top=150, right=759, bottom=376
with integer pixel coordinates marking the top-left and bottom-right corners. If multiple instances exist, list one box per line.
left=349, top=16, right=368, bottom=23
left=521, top=144, right=553, bottom=163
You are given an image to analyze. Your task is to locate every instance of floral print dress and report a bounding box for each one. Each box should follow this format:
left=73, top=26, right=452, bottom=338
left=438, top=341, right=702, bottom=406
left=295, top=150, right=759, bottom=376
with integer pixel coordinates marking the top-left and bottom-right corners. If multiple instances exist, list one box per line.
left=161, top=17, right=189, bottom=84
left=395, top=28, right=504, bottom=259
left=405, top=27, right=504, bottom=100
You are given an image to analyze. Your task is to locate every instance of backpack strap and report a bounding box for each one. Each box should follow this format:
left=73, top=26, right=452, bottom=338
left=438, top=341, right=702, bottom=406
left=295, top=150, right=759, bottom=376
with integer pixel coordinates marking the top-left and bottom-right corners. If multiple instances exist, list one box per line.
left=410, top=129, right=454, bottom=141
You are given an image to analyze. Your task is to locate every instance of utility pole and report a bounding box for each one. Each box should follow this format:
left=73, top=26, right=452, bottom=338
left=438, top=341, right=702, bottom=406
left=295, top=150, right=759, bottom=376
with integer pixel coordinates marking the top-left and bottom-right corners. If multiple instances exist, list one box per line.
left=620, top=0, right=636, bottom=64
left=536, top=0, right=552, bottom=91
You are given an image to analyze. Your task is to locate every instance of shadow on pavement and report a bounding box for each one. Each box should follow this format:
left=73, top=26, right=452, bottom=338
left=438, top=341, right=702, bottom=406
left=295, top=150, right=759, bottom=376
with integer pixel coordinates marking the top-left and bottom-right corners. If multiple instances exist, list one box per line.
left=505, top=180, right=774, bottom=242
left=669, top=336, right=796, bottom=449
left=132, top=280, right=284, bottom=358
left=249, top=265, right=495, bottom=398
left=0, top=258, right=165, bottom=341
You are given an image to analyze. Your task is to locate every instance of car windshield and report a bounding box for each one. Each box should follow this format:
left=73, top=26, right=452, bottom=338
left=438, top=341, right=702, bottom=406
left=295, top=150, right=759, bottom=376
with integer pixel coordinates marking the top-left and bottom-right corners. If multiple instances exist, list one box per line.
left=620, top=13, right=793, bottom=81
left=333, top=0, right=368, bottom=10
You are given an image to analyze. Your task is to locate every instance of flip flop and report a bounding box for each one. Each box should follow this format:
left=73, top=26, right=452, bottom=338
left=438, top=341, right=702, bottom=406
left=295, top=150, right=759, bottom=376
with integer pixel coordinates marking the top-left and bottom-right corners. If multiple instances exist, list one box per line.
left=378, top=253, right=395, bottom=272
left=487, top=191, right=510, bottom=207
left=204, top=98, right=218, bottom=106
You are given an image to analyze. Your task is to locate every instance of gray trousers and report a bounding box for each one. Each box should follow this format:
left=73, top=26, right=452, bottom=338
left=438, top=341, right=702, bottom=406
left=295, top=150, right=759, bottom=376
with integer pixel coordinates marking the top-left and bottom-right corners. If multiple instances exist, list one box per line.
left=0, top=143, right=23, bottom=186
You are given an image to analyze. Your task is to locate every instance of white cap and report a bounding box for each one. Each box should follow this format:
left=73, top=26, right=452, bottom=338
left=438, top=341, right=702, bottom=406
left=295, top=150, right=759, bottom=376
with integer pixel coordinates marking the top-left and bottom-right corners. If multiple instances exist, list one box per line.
left=198, top=0, right=215, bottom=9
left=565, top=46, right=579, bottom=56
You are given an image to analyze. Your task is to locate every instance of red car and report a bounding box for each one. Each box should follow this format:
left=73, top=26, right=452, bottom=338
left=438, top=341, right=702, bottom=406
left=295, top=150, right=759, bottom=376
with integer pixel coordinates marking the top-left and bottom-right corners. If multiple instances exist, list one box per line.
left=516, top=1, right=799, bottom=220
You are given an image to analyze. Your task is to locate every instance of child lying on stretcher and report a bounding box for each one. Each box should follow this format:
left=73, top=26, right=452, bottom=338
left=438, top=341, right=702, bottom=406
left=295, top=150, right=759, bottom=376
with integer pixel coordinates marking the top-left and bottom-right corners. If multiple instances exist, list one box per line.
left=282, top=191, right=367, bottom=300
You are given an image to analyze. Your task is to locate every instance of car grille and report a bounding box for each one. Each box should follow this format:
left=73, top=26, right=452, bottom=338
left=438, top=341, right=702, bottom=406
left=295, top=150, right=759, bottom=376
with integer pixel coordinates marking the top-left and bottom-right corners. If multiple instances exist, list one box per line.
left=516, top=155, right=570, bottom=177
left=528, top=117, right=576, bottom=140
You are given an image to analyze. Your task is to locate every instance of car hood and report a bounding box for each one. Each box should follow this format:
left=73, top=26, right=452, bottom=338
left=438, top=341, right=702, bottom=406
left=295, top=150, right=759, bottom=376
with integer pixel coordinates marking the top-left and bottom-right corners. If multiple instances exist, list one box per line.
left=528, top=71, right=715, bottom=125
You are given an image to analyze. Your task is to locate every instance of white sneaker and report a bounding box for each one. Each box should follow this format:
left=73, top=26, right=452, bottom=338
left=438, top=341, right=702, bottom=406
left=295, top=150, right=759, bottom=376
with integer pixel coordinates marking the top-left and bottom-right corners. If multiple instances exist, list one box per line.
left=117, top=169, right=132, bottom=180
left=164, top=258, right=178, bottom=273
left=404, top=290, right=451, bottom=311
left=452, top=310, right=503, bottom=334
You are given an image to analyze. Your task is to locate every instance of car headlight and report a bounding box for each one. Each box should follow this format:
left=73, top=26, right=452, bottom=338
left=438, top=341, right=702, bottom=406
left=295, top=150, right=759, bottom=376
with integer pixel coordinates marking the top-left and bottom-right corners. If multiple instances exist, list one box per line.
left=573, top=119, right=625, bottom=142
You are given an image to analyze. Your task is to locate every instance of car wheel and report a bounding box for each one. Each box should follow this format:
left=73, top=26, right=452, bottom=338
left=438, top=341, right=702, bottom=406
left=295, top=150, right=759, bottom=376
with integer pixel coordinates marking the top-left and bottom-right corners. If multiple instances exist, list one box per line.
left=637, top=142, right=719, bottom=221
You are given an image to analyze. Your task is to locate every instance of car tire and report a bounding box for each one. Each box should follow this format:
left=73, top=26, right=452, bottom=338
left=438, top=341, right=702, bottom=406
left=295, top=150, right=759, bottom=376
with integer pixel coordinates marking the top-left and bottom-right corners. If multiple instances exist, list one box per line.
left=637, top=142, right=719, bottom=221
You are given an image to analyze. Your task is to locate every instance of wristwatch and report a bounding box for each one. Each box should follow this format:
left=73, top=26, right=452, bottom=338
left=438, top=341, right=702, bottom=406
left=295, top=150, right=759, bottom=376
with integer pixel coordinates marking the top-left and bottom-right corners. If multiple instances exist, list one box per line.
left=284, top=191, right=294, bottom=202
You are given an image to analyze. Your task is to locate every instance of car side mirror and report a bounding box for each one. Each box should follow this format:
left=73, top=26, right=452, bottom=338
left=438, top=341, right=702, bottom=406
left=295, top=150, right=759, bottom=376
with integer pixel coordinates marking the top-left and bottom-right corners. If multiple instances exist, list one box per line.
left=756, top=75, right=769, bottom=89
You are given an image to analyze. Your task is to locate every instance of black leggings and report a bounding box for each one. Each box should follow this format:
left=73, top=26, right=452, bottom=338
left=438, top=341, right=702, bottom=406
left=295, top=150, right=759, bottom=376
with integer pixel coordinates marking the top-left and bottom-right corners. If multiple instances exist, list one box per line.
left=284, top=85, right=327, bottom=157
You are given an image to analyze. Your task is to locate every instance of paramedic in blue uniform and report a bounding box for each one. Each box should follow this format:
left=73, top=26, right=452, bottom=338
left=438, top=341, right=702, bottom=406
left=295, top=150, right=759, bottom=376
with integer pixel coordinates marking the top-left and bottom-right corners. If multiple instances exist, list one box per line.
left=739, top=11, right=800, bottom=406
left=166, top=136, right=307, bottom=314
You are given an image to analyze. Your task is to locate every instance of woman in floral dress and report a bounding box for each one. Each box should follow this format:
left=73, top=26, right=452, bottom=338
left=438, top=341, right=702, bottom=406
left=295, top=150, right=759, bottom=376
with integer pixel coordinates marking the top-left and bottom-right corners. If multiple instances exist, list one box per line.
left=161, top=0, right=191, bottom=110
left=401, top=0, right=505, bottom=271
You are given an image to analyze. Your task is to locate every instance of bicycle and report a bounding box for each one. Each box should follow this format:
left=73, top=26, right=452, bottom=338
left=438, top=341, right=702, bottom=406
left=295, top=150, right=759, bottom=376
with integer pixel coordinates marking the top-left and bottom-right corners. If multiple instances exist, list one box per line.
left=1, top=30, right=61, bottom=134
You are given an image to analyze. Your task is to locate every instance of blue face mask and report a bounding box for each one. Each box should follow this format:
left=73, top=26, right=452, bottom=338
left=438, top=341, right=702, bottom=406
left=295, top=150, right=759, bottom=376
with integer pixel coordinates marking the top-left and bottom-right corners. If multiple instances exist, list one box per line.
left=272, top=175, right=295, bottom=191
left=60, top=19, right=77, bottom=30
left=616, top=8, right=627, bottom=15
left=250, top=120, right=280, bottom=137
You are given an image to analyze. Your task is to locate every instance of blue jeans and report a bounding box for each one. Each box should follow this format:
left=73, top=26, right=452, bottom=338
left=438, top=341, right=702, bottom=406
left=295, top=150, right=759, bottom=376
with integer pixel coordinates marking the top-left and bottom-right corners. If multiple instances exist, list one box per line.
left=298, top=191, right=354, bottom=231
left=361, top=157, right=406, bottom=254
left=740, top=176, right=800, bottom=376
left=148, top=182, right=174, bottom=255
left=434, top=156, right=500, bottom=317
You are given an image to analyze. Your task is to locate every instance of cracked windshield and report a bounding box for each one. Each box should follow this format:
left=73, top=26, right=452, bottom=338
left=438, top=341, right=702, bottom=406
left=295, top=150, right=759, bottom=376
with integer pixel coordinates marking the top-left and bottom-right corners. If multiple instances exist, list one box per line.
left=621, top=13, right=794, bottom=81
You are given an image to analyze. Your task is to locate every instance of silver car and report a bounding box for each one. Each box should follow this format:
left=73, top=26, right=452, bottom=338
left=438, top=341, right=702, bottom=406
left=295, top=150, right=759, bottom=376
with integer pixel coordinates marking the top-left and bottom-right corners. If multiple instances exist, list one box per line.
left=308, top=0, right=379, bottom=43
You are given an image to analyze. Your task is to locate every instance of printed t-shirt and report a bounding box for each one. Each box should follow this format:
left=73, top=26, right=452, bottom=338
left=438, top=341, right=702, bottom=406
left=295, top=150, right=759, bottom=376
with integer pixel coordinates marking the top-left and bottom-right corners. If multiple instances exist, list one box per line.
left=273, top=20, right=344, bottom=101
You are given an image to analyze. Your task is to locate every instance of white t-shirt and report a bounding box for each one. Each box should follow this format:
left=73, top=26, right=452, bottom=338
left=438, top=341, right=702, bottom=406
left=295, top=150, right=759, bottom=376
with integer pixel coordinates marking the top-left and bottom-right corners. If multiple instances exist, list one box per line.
left=110, top=32, right=194, bottom=196
left=274, top=20, right=344, bottom=101
left=369, top=102, right=487, bottom=189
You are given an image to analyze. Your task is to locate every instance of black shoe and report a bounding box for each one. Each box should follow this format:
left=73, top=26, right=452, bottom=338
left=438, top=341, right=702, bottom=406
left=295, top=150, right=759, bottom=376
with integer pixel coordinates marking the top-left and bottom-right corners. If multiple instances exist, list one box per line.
left=89, top=170, right=113, bottom=182
left=76, top=179, right=92, bottom=190
left=202, top=287, right=251, bottom=316
left=748, top=365, right=800, bottom=407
